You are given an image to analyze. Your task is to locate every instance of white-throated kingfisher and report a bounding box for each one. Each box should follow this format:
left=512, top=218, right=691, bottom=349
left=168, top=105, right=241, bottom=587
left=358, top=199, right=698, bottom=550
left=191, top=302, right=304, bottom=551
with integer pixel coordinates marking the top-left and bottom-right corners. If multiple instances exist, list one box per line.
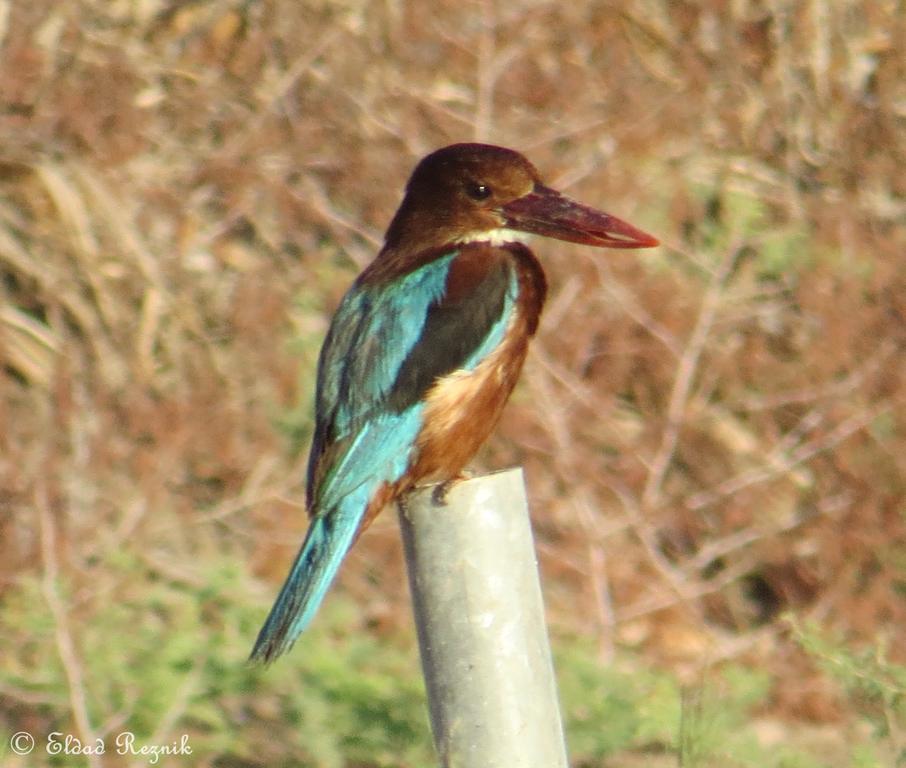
left=251, top=143, right=658, bottom=662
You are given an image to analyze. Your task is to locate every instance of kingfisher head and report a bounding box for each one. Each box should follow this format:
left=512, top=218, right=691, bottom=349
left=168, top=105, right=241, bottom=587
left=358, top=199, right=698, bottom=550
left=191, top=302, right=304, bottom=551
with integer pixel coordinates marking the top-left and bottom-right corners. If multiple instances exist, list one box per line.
left=383, top=143, right=659, bottom=254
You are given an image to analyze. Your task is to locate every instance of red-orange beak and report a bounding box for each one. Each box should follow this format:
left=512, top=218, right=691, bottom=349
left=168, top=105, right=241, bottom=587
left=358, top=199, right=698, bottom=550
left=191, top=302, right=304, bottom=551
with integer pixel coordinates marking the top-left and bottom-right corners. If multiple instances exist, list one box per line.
left=502, top=185, right=659, bottom=249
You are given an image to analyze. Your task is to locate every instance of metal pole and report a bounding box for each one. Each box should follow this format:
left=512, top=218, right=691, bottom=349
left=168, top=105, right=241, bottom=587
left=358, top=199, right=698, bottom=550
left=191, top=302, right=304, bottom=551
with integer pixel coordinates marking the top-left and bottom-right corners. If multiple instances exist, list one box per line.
left=398, top=468, right=569, bottom=768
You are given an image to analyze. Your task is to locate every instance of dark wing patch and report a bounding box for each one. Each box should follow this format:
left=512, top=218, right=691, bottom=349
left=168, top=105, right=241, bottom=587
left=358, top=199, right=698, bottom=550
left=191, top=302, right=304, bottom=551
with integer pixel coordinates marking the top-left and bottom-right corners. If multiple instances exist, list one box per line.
left=387, top=245, right=514, bottom=413
left=304, top=242, right=516, bottom=512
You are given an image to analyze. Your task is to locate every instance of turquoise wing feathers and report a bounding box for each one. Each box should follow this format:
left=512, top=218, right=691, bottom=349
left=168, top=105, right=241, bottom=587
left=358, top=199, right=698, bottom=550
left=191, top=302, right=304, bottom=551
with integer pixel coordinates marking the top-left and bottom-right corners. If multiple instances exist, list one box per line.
left=251, top=248, right=516, bottom=662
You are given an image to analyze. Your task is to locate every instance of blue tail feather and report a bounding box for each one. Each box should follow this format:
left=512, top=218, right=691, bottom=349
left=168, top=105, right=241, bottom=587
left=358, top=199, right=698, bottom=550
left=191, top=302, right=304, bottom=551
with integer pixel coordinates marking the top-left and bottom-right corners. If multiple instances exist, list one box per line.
left=249, top=490, right=367, bottom=663
left=250, top=409, right=423, bottom=663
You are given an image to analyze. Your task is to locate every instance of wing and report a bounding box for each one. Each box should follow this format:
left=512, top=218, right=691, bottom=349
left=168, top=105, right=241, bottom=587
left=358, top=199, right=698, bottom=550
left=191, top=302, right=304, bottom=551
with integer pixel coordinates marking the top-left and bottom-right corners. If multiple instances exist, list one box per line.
left=255, top=243, right=519, bottom=661
left=306, top=243, right=517, bottom=513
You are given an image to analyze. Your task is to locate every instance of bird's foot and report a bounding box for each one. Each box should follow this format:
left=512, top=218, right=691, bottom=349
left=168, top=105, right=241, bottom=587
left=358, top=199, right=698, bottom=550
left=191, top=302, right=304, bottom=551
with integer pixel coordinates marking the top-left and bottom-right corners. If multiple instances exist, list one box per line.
left=431, top=471, right=471, bottom=507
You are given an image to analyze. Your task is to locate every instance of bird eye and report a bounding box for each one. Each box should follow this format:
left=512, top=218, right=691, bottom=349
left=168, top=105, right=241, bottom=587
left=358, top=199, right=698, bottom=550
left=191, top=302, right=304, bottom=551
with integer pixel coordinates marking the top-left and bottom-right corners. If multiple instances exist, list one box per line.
left=466, top=182, right=492, bottom=201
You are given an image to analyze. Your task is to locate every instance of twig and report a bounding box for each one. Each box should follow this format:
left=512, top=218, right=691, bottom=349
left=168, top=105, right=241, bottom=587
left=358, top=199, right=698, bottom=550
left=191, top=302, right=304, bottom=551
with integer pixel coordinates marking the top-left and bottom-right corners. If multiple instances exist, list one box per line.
left=685, top=406, right=884, bottom=511
left=221, top=27, right=343, bottom=158
left=739, top=340, right=896, bottom=411
left=523, top=359, right=624, bottom=657
left=292, top=176, right=383, bottom=265
left=683, top=491, right=851, bottom=573
left=610, top=480, right=709, bottom=619
left=38, top=483, right=103, bottom=768
left=641, top=245, right=740, bottom=511
left=0, top=680, right=65, bottom=707
left=615, top=549, right=757, bottom=624
left=573, top=493, right=618, bottom=664
left=196, top=454, right=308, bottom=523
left=592, top=258, right=682, bottom=358
left=473, top=0, right=496, bottom=141
left=429, top=1, right=520, bottom=143
left=149, top=661, right=202, bottom=748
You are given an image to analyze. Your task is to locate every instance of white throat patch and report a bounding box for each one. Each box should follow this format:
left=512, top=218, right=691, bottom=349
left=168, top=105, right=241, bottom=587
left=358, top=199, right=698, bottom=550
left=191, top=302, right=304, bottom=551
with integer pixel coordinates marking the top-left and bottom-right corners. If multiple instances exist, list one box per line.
left=453, top=228, right=533, bottom=247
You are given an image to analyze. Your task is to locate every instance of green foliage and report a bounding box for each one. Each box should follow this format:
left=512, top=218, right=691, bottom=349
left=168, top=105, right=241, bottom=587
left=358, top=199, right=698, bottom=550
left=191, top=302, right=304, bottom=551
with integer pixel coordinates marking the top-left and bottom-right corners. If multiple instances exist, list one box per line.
left=2, top=573, right=902, bottom=768
left=556, top=642, right=785, bottom=767
left=0, top=552, right=433, bottom=767
left=557, top=643, right=902, bottom=768
left=556, top=644, right=679, bottom=759
left=691, top=186, right=813, bottom=279
left=789, top=617, right=906, bottom=766
left=676, top=667, right=778, bottom=768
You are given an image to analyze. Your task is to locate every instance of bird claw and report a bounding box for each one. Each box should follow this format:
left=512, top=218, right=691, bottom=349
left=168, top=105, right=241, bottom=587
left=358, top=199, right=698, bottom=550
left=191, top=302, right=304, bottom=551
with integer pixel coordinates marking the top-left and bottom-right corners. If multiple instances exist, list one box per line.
left=431, top=482, right=452, bottom=506
left=431, top=472, right=470, bottom=506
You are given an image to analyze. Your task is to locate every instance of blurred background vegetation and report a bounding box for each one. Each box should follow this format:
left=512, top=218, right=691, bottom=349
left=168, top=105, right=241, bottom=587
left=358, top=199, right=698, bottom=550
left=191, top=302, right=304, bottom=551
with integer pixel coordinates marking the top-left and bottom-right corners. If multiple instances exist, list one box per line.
left=0, top=1, right=903, bottom=766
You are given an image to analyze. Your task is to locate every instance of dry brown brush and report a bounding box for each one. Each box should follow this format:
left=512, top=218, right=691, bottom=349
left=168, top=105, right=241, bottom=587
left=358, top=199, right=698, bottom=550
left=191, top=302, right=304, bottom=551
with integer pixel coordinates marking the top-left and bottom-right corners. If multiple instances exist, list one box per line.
left=1, top=0, right=903, bottom=735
